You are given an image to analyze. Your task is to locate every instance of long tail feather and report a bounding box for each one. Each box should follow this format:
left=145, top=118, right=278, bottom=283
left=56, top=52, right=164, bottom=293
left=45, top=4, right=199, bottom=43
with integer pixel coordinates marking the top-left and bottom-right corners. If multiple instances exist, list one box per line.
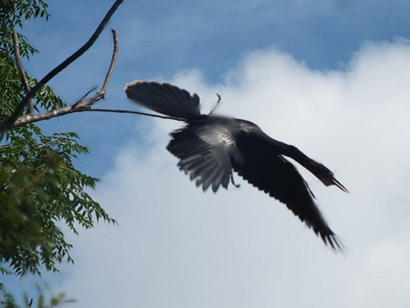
left=125, top=81, right=202, bottom=120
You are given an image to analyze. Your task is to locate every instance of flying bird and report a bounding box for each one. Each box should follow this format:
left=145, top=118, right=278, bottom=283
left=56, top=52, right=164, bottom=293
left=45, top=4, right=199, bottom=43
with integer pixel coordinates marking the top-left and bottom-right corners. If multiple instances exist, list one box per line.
left=125, top=81, right=348, bottom=250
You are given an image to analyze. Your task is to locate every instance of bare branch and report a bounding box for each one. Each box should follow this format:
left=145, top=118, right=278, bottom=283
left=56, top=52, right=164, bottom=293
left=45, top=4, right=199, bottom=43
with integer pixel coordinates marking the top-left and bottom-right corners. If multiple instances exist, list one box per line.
left=12, top=28, right=33, bottom=114
left=2, top=2, right=181, bottom=132
left=12, top=105, right=85, bottom=127
left=13, top=108, right=184, bottom=128
left=11, top=28, right=122, bottom=128
left=0, top=0, right=124, bottom=133
left=209, top=93, right=222, bottom=115
left=97, top=29, right=119, bottom=99
left=8, top=27, right=182, bottom=128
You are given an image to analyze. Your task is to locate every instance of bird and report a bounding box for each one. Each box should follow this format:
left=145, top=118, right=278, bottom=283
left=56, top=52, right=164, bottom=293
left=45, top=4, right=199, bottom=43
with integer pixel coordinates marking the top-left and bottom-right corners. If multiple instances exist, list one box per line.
left=125, top=81, right=348, bottom=250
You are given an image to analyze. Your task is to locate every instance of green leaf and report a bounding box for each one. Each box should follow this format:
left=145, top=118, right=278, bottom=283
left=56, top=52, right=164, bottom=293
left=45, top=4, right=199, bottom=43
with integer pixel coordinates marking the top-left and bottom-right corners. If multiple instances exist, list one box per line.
left=0, top=0, right=116, bottom=278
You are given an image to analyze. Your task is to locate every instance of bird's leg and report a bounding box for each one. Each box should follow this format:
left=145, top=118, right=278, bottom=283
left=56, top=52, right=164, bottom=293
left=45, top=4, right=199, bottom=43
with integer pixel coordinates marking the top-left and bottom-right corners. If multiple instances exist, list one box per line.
left=208, top=93, right=222, bottom=115
left=230, top=172, right=240, bottom=188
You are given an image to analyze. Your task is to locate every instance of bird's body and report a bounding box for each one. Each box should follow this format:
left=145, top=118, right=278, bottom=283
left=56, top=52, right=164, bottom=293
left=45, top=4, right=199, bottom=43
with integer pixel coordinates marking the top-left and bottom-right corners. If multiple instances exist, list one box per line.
left=125, top=81, right=348, bottom=250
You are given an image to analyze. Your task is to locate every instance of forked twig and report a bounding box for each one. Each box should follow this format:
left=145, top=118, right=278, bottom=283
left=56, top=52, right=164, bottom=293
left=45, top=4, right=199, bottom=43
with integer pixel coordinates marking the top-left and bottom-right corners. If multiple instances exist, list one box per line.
left=0, top=0, right=124, bottom=133
left=10, top=28, right=186, bottom=129
left=12, top=29, right=121, bottom=128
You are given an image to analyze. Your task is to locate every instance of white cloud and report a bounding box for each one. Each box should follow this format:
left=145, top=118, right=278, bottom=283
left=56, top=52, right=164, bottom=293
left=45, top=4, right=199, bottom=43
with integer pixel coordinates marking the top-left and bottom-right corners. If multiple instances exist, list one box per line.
left=348, top=236, right=410, bottom=308
left=61, top=40, right=410, bottom=307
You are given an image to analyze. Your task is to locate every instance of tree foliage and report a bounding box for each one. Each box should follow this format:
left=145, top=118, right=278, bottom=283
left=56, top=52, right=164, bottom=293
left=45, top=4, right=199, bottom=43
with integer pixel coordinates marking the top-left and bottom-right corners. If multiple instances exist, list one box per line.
left=1, top=282, right=75, bottom=308
left=0, top=0, right=116, bottom=276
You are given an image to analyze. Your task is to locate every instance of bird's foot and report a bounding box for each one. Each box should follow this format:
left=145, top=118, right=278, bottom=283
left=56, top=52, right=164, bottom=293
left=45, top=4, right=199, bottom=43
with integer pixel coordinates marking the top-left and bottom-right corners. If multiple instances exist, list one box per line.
left=230, top=172, right=240, bottom=188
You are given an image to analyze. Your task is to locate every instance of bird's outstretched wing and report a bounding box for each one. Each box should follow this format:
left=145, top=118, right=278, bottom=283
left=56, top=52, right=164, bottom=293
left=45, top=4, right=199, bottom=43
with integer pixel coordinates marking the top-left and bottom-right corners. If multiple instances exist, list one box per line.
left=232, top=142, right=341, bottom=249
left=167, top=122, right=243, bottom=193
left=125, top=81, right=201, bottom=120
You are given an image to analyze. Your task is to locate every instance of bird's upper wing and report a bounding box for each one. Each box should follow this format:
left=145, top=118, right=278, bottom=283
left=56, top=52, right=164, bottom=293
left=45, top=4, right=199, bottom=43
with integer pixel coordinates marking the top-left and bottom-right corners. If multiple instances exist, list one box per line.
left=167, top=122, right=243, bottom=193
left=232, top=134, right=341, bottom=249
left=125, top=81, right=201, bottom=120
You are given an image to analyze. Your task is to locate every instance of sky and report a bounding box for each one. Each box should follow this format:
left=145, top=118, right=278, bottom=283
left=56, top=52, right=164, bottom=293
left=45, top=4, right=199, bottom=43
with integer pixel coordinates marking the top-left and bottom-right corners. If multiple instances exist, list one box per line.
left=3, top=0, right=410, bottom=307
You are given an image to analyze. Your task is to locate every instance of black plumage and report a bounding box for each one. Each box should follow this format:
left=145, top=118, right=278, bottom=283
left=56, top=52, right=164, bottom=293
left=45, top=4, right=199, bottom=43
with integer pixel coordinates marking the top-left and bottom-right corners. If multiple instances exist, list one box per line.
left=125, top=81, right=348, bottom=250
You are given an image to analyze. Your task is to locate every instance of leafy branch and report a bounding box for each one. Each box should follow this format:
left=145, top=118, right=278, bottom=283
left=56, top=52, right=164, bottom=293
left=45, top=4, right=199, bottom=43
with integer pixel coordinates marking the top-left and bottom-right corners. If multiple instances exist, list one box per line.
left=0, top=0, right=120, bottom=276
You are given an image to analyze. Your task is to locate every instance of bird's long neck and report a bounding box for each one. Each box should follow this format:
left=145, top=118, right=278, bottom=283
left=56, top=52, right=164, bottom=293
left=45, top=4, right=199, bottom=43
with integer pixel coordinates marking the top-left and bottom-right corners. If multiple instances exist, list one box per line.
left=283, top=144, right=315, bottom=169
left=279, top=141, right=348, bottom=192
left=276, top=140, right=333, bottom=185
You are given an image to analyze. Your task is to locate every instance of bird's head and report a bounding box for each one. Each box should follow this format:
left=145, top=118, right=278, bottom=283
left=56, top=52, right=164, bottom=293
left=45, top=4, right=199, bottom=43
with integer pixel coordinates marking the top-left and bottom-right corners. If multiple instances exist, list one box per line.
left=311, top=161, right=348, bottom=193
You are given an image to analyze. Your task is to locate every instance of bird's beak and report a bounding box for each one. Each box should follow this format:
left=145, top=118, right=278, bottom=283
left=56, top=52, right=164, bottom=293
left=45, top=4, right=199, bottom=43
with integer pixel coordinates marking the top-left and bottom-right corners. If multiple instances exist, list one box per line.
left=332, top=178, right=349, bottom=193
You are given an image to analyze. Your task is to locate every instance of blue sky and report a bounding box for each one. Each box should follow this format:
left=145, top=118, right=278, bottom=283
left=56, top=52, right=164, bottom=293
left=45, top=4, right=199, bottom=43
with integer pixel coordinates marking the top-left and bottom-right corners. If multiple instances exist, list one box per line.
left=4, top=0, right=410, bottom=307
left=18, top=0, right=410, bottom=179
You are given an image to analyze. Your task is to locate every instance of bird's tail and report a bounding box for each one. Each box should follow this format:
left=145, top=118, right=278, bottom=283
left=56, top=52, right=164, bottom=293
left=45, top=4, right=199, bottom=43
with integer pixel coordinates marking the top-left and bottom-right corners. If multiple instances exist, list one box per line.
left=125, top=81, right=202, bottom=120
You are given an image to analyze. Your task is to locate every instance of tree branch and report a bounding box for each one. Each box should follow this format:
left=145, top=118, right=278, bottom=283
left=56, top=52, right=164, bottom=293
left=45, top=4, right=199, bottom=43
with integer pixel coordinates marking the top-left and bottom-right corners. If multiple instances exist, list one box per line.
left=12, top=107, right=185, bottom=127
left=12, top=107, right=184, bottom=127
left=80, top=108, right=185, bottom=121
left=9, top=28, right=182, bottom=127
left=12, top=28, right=33, bottom=114
left=0, top=0, right=124, bottom=133
left=97, top=29, right=119, bottom=100
left=12, top=29, right=123, bottom=128
left=74, top=29, right=119, bottom=108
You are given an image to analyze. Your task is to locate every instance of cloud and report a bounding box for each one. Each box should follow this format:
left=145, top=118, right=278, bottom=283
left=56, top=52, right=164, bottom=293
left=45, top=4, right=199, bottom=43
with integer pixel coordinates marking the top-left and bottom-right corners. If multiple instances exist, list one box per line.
left=348, top=235, right=410, bottom=308
left=61, top=40, right=410, bottom=307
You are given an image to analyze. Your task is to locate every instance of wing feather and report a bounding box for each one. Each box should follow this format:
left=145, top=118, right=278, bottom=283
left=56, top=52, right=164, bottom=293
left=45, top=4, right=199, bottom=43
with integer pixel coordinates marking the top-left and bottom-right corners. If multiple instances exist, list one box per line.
left=232, top=136, right=341, bottom=250
left=167, top=122, right=242, bottom=193
left=125, top=81, right=201, bottom=119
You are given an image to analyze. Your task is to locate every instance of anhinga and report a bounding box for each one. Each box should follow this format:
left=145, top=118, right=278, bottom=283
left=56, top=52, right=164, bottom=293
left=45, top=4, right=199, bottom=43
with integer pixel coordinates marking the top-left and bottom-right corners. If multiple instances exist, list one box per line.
left=125, top=81, right=348, bottom=250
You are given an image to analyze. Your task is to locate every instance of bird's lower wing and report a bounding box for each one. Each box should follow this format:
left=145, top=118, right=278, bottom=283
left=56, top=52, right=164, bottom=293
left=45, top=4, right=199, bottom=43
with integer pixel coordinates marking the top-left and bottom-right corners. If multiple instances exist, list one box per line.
left=232, top=153, right=341, bottom=250
left=167, top=123, right=242, bottom=192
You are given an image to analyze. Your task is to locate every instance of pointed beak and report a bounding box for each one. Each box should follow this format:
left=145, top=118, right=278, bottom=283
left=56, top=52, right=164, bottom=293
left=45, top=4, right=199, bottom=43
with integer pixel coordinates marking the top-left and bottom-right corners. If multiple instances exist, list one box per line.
left=332, top=178, right=349, bottom=193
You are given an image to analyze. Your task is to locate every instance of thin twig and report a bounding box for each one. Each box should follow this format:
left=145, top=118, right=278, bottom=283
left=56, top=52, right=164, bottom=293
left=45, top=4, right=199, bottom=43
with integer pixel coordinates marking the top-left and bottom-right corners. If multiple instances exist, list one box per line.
left=72, top=86, right=98, bottom=107
left=0, top=0, right=124, bottom=133
left=81, top=108, right=185, bottom=121
left=12, top=28, right=33, bottom=114
left=209, top=93, right=222, bottom=115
